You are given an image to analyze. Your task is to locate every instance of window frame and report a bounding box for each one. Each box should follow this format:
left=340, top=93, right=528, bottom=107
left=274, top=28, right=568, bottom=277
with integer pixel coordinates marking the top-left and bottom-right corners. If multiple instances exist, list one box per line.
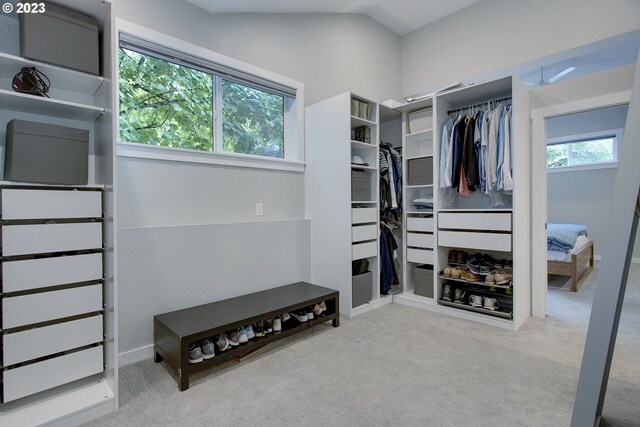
left=115, top=19, right=305, bottom=173
left=546, top=128, right=623, bottom=173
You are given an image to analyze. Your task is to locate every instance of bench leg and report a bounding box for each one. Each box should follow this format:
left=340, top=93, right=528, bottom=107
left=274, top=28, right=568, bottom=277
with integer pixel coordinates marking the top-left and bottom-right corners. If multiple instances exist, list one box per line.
left=332, top=295, right=340, bottom=327
left=332, top=317, right=340, bottom=327
left=179, top=369, right=189, bottom=391
left=154, top=351, right=164, bottom=363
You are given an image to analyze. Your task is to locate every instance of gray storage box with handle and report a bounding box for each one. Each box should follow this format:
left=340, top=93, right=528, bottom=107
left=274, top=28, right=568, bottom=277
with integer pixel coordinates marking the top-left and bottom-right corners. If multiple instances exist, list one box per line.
left=413, top=264, right=434, bottom=298
left=4, top=120, right=89, bottom=185
left=20, top=2, right=99, bottom=75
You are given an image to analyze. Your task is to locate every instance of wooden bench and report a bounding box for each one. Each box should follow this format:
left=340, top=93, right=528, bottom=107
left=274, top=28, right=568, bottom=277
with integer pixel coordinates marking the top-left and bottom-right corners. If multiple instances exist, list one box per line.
left=153, top=282, right=339, bottom=391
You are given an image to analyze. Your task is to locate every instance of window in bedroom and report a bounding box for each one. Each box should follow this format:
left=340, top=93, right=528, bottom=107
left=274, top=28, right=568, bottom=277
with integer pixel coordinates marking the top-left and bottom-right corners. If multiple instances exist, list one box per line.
left=546, top=130, right=621, bottom=171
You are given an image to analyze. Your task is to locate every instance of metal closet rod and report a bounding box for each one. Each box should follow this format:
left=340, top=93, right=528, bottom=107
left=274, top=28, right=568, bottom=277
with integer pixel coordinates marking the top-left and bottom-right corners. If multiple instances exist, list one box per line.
left=447, top=96, right=512, bottom=115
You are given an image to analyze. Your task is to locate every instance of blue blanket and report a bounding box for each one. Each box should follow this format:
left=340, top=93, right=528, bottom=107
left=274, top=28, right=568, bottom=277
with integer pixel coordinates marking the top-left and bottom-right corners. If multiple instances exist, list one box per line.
left=547, top=223, right=588, bottom=253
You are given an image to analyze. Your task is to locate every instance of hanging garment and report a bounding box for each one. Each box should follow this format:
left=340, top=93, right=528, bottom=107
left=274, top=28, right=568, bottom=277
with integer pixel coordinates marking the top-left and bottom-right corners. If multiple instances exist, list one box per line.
left=502, top=106, right=514, bottom=191
left=445, top=115, right=464, bottom=188
left=440, top=118, right=453, bottom=188
left=474, top=111, right=485, bottom=193
left=461, top=115, right=478, bottom=193
left=450, top=115, right=467, bottom=189
left=379, top=224, right=398, bottom=294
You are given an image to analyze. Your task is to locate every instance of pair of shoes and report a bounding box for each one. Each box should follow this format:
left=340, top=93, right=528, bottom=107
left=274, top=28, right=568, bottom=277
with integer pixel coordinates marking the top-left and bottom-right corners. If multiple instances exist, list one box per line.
left=292, top=309, right=314, bottom=322
left=448, top=249, right=468, bottom=264
left=273, top=315, right=282, bottom=332
left=465, top=271, right=480, bottom=282
left=450, top=265, right=468, bottom=279
left=468, top=294, right=500, bottom=311
left=254, top=319, right=274, bottom=337
left=443, top=266, right=453, bottom=277
left=466, top=253, right=495, bottom=275
left=189, top=338, right=216, bottom=363
left=485, top=270, right=512, bottom=285
left=281, top=312, right=291, bottom=322
left=442, top=284, right=453, bottom=301
left=442, top=285, right=468, bottom=304
left=454, top=288, right=466, bottom=304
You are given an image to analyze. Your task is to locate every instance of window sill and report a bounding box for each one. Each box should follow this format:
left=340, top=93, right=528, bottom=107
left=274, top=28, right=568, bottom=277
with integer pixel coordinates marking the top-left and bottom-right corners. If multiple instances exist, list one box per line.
left=547, top=162, right=617, bottom=174
left=116, top=141, right=305, bottom=173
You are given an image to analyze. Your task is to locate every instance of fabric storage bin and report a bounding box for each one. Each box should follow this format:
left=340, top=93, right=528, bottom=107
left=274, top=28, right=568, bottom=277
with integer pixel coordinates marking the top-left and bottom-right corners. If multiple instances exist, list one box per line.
left=408, top=108, right=433, bottom=134
left=20, top=2, right=99, bottom=75
left=407, top=157, right=433, bottom=186
left=352, top=271, right=372, bottom=307
left=413, top=265, right=434, bottom=298
left=4, top=120, right=89, bottom=185
left=351, top=170, right=371, bottom=201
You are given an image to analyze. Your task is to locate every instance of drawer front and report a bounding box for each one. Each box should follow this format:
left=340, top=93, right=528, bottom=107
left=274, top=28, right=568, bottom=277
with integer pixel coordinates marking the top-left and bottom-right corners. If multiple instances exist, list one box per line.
left=438, top=212, right=512, bottom=232
left=2, top=284, right=103, bottom=329
left=352, top=241, right=377, bottom=260
left=351, top=208, right=377, bottom=224
left=1, top=222, right=102, bottom=256
left=438, top=230, right=512, bottom=252
left=407, top=217, right=433, bottom=232
left=407, top=248, right=434, bottom=264
left=2, top=253, right=103, bottom=293
left=407, top=233, right=434, bottom=249
left=1, top=189, right=101, bottom=220
left=352, top=224, right=377, bottom=243
left=2, top=345, right=103, bottom=403
left=3, top=315, right=103, bottom=366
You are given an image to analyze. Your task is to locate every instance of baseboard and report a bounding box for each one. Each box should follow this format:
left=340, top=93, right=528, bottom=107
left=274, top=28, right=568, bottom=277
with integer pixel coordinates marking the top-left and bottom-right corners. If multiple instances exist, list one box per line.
left=119, top=345, right=154, bottom=367
left=594, top=255, right=640, bottom=264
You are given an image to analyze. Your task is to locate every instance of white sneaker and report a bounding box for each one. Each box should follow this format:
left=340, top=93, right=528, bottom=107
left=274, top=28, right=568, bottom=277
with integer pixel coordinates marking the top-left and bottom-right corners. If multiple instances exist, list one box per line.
left=483, top=297, right=499, bottom=311
left=273, top=315, right=282, bottom=332
left=244, top=325, right=255, bottom=340
left=292, top=311, right=308, bottom=322
left=469, top=294, right=483, bottom=308
left=306, top=310, right=314, bottom=320
left=237, top=327, right=248, bottom=344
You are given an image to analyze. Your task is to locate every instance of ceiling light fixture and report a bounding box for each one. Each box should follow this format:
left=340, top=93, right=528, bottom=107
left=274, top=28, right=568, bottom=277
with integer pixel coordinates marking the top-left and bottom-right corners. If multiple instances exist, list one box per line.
left=548, top=66, right=577, bottom=83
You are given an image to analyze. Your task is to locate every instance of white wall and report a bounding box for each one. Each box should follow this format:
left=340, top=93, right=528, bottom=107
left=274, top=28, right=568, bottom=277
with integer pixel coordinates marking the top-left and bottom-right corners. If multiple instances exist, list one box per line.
left=401, top=0, right=640, bottom=97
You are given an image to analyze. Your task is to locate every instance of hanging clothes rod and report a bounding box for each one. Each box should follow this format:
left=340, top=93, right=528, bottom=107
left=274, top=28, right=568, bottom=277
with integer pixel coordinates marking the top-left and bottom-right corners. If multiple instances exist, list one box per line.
left=447, top=96, right=512, bottom=115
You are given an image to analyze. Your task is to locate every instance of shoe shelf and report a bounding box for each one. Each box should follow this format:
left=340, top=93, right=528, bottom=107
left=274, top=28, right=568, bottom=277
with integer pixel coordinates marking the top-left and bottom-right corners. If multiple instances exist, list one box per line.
left=154, top=282, right=339, bottom=391
left=445, top=260, right=513, bottom=270
left=438, top=299, right=513, bottom=319
left=438, top=274, right=512, bottom=289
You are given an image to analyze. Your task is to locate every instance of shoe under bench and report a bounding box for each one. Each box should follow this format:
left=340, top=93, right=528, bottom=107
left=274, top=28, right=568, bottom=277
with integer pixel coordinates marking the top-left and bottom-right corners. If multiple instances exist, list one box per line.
left=153, top=281, right=340, bottom=391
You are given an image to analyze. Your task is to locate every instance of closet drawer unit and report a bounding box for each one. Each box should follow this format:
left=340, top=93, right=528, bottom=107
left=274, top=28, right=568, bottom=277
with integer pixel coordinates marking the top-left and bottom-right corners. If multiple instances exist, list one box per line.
left=438, top=212, right=512, bottom=232
left=351, top=208, right=377, bottom=224
left=0, top=189, right=102, bottom=220
left=1, top=222, right=102, bottom=256
left=2, top=283, right=103, bottom=329
left=407, top=217, right=433, bottom=232
left=407, top=248, right=434, bottom=264
left=352, top=241, right=377, bottom=260
left=2, top=315, right=103, bottom=366
left=2, top=345, right=104, bottom=403
left=352, top=224, right=377, bottom=243
left=2, top=253, right=103, bottom=293
left=406, top=233, right=434, bottom=249
left=438, top=230, right=512, bottom=252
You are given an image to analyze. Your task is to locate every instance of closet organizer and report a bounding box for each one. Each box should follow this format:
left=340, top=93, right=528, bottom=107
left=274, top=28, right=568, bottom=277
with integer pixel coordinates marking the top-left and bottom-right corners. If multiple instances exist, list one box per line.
left=395, top=76, right=531, bottom=331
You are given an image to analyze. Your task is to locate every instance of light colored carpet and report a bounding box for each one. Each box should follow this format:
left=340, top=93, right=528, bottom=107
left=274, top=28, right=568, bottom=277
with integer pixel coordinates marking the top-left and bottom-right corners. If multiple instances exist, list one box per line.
left=85, top=263, right=640, bottom=426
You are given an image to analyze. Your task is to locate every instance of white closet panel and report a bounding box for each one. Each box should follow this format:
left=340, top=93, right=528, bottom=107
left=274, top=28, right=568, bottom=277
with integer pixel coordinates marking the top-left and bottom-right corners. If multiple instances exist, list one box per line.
left=1, top=189, right=102, bottom=220
left=438, top=230, right=512, bottom=252
left=407, top=233, right=434, bottom=249
left=2, top=253, right=103, bottom=293
left=2, top=284, right=103, bottom=329
left=352, top=241, right=377, bottom=260
left=3, top=315, right=103, bottom=366
left=352, top=224, right=377, bottom=242
left=407, top=248, right=434, bottom=264
left=438, top=212, right=512, bottom=232
left=407, top=217, right=433, bottom=232
left=1, top=222, right=102, bottom=256
left=351, top=208, right=377, bottom=224
left=2, top=345, right=104, bottom=403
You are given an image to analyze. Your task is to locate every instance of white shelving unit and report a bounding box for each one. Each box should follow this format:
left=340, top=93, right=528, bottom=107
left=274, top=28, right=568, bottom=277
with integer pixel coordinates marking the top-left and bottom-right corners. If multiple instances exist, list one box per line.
left=0, top=1, right=117, bottom=424
left=395, top=76, right=531, bottom=331
left=306, top=92, right=382, bottom=317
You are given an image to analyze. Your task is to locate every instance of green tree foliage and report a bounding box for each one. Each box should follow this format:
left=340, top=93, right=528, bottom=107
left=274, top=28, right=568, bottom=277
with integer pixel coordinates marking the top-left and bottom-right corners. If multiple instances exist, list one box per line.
left=547, top=138, right=614, bottom=169
left=119, top=48, right=213, bottom=151
left=222, top=80, right=284, bottom=158
left=547, top=144, right=568, bottom=168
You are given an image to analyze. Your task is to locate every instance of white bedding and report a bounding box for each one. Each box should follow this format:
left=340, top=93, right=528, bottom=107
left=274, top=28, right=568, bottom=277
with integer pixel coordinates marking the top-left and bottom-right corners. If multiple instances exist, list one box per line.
left=547, top=234, right=590, bottom=262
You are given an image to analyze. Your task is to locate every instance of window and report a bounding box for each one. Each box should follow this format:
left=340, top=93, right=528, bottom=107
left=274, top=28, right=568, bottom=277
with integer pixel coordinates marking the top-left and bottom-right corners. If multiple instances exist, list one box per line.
left=546, top=130, right=621, bottom=171
left=117, top=32, right=302, bottom=168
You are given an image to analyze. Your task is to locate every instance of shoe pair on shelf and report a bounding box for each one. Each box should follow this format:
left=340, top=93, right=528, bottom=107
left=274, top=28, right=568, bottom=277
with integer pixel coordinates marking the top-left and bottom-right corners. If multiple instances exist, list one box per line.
left=442, top=284, right=467, bottom=304
left=188, top=337, right=216, bottom=364
left=448, top=249, right=468, bottom=264
left=485, top=271, right=512, bottom=285
left=468, top=294, right=499, bottom=311
left=443, top=265, right=480, bottom=282
left=466, top=253, right=495, bottom=275
left=291, top=301, right=327, bottom=323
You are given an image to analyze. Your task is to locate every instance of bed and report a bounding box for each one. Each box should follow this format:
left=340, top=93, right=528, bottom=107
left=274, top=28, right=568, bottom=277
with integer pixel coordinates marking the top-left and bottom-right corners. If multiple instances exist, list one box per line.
left=547, top=224, right=594, bottom=292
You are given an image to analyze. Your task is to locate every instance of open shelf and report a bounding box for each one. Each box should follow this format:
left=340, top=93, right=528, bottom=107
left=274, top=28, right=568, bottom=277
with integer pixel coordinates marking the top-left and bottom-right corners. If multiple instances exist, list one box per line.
left=438, top=208, right=513, bottom=213
left=0, top=52, right=104, bottom=95
left=405, top=128, right=433, bottom=141
left=406, top=184, right=433, bottom=189
left=438, top=274, right=512, bottom=289
left=351, top=140, right=377, bottom=149
left=0, top=89, right=104, bottom=121
left=438, top=299, right=512, bottom=319
left=351, top=115, right=377, bottom=127
left=406, top=154, right=433, bottom=161
left=351, top=164, right=376, bottom=171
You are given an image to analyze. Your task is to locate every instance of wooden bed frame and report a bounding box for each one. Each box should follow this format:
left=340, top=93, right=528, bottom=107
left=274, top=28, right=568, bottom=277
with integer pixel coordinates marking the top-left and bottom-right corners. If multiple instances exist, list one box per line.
left=548, top=240, right=594, bottom=292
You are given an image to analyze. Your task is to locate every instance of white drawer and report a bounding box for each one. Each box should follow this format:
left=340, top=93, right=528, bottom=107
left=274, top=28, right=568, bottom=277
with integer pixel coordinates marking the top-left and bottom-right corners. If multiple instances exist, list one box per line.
left=407, top=217, right=433, bottom=232
left=2, top=253, right=103, bottom=293
left=3, top=315, right=103, bottom=366
left=407, top=233, right=434, bottom=249
left=1, top=189, right=102, bottom=220
left=438, top=212, right=511, bottom=232
left=2, top=345, right=103, bottom=403
left=1, top=222, right=102, bottom=256
left=352, top=241, right=377, bottom=260
left=438, top=230, right=512, bottom=252
left=407, top=248, right=434, bottom=264
left=351, top=208, right=377, bottom=224
left=352, top=224, right=377, bottom=243
left=2, top=284, right=103, bottom=329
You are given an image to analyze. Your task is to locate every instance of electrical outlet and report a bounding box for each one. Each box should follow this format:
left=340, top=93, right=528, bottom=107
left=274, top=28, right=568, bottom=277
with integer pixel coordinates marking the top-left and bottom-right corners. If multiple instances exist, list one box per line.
left=256, top=203, right=263, bottom=216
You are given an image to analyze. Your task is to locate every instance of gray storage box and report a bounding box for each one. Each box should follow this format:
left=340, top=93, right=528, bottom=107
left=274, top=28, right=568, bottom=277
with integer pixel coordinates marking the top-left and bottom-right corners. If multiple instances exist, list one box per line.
left=5, top=120, right=89, bottom=185
left=352, top=271, right=373, bottom=308
left=407, top=157, right=433, bottom=186
left=413, top=265, right=434, bottom=298
left=20, top=2, right=99, bottom=75
left=351, top=170, right=371, bottom=201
